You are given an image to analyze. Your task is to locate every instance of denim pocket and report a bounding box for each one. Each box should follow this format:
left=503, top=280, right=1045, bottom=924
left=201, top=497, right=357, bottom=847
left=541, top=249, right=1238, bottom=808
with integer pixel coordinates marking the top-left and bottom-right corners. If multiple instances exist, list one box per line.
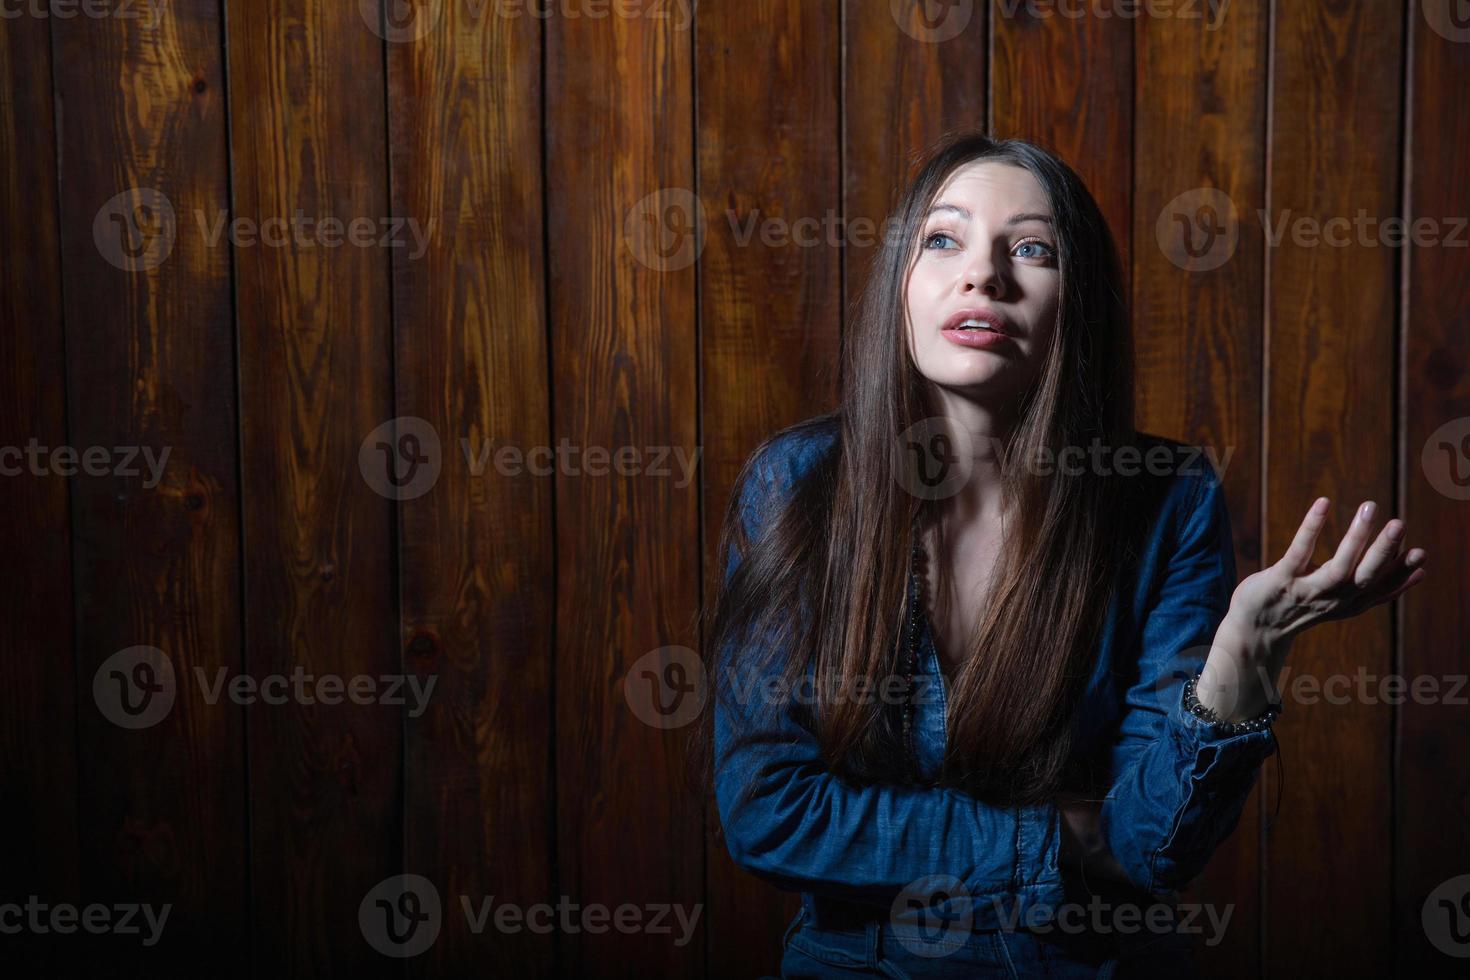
left=786, top=917, right=873, bottom=969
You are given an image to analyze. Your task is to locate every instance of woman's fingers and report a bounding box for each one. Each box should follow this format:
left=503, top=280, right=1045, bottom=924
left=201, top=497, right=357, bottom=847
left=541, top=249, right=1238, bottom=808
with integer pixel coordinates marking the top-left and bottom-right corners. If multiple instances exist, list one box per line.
left=1351, top=517, right=1407, bottom=588
left=1280, top=496, right=1331, bottom=575
left=1316, top=500, right=1380, bottom=586
left=1363, top=559, right=1427, bottom=611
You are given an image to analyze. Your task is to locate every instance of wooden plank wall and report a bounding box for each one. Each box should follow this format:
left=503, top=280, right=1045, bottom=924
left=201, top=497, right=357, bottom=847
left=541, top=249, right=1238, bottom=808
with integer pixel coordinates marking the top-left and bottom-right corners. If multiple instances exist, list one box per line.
left=1, top=0, right=1464, bottom=976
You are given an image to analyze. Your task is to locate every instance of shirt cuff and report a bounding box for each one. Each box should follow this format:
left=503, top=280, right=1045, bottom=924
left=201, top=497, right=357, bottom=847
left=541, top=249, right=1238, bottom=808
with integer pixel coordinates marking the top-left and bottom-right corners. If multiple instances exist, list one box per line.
left=1168, top=681, right=1279, bottom=780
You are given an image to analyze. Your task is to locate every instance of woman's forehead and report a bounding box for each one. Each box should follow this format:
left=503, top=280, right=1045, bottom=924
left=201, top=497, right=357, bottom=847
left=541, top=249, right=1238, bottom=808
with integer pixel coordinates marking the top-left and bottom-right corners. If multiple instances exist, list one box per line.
left=932, top=161, right=1049, bottom=215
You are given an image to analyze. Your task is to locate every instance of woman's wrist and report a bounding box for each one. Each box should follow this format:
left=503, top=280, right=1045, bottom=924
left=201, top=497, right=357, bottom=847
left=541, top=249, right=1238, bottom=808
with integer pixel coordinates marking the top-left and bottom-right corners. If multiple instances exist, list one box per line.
left=1195, top=606, right=1294, bottom=723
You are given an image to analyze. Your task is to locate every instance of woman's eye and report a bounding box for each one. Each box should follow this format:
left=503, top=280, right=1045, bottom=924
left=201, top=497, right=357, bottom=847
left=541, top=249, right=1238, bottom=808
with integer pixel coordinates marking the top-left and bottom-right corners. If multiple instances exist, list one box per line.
left=922, top=231, right=959, bottom=250
left=1014, top=239, right=1055, bottom=260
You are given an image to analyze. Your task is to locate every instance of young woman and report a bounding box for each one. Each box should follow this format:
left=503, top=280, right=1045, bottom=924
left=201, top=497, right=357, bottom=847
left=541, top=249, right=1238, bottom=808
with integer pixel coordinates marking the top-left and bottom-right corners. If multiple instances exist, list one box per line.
left=700, top=132, right=1428, bottom=978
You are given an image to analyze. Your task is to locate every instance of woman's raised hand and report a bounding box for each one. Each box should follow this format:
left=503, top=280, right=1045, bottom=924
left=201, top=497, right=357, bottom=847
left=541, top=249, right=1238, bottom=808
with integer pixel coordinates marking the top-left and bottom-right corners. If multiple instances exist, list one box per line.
left=1198, top=497, right=1428, bottom=722
left=1229, top=497, right=1427, bottom=642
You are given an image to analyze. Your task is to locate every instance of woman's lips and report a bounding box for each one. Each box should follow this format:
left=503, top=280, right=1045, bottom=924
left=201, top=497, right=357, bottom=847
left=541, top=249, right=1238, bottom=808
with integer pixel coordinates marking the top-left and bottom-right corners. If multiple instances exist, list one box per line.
left=940, top=327, right=1013, bottom=349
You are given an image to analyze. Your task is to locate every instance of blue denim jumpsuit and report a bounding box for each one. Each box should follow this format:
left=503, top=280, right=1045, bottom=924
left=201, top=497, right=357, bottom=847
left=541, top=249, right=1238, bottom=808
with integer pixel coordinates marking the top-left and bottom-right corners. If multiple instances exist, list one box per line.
left=713, top=418, right=1279, bottom=978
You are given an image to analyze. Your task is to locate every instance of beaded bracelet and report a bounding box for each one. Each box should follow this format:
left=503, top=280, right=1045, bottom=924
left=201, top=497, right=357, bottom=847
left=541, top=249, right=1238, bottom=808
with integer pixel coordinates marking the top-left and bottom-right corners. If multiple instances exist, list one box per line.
left=1182, top=673, right=1282, bottom=735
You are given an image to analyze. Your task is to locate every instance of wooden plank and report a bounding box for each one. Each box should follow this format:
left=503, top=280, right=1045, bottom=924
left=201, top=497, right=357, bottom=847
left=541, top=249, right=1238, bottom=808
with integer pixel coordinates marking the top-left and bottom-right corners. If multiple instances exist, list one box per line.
left=0, top=12, right=79, bottom=973
left=845, top=0, right=988, bottom=305
left=1261, top=2, right=1402, bottom=974
left=991, top=0, right=1134, bottom=276
left=698, top=1, right=842, bottom=975
left=50, top=2, right=246, bottom=972
left=1132, top=3, right=1269, bottom=974
left=1397, top=4, right=1470, bottom=974
left=384, top=5, right=555, bottom=976
left=227, top=0, right=399, bottom=972
left=547, top=2, right=703, bottom=975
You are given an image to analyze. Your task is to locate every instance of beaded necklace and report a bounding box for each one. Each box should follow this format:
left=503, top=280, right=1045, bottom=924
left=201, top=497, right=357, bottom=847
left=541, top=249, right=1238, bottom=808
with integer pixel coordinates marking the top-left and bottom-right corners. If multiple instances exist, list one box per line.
left=900, top=520, right=926, bottom=753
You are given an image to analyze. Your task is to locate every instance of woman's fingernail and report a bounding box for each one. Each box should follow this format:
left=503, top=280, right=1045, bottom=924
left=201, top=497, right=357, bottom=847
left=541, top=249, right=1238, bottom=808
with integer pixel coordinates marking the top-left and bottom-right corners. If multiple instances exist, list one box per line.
left=1360, top=501, right=1376, bottom=521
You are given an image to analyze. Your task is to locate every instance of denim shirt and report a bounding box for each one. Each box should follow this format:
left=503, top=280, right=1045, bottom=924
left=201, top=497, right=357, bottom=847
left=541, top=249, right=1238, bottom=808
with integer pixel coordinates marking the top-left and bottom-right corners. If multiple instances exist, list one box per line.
left=712, top=417, right=1278, bottom=931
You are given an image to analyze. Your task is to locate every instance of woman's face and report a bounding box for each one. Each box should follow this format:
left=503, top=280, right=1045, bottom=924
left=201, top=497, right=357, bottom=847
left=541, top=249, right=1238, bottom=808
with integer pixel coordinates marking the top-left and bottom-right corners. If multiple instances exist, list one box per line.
left=904, top=161, right=1061, bottom=407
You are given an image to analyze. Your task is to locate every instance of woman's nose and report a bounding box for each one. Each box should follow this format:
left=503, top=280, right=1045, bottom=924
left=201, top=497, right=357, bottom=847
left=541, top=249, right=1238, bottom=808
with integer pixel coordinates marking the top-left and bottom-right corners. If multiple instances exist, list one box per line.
left=960, top=248, right=1004, bottom=298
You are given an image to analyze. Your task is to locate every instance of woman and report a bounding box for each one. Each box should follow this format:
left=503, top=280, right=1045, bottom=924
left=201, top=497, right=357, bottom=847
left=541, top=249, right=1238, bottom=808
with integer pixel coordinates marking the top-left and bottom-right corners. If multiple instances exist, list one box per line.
left=699, top=132, right=1427, bottom=977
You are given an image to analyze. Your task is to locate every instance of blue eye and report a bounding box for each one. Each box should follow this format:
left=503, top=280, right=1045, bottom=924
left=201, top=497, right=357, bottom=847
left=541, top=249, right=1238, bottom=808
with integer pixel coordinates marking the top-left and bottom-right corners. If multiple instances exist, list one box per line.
left=922, top=231, right=959, bottom=250
left=1014, top=239, right=1055, bottom=260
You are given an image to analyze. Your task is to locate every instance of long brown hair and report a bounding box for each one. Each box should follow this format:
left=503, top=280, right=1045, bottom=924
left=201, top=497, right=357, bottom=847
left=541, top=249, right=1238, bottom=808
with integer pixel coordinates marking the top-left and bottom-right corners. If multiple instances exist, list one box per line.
left=696, top=131, right=1144, bottom=806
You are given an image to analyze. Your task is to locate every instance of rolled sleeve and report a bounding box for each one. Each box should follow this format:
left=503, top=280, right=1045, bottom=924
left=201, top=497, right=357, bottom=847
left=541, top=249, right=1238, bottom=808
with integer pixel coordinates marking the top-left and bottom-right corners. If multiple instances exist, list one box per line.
left=1100, top=466, right=1278, bottom=895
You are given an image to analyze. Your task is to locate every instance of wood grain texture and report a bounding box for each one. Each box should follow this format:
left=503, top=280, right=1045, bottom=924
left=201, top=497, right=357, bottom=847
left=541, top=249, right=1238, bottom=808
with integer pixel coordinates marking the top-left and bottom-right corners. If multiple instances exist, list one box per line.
left=844, top=0, right=988, bottom=307
left=698, top=1, right=842, bottom=975
left=50, top=1, right=246, bottom=972
left=0, top=12, right=79, bottom=972
left=5, top=1, right=1466, bottom=973
left=227, top=0, right=399, bottom=973
left=385, top=4, right=555, bottom=976
left=547, top=2, right=704, bottom=975
left=1132, top=3, right=1269, bottom=974
left=991, top=0, right=1134, bottom=276
left=1397, top=4, right=1470, bottom=975
left=1262, top=1, right=1402, bottom=974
